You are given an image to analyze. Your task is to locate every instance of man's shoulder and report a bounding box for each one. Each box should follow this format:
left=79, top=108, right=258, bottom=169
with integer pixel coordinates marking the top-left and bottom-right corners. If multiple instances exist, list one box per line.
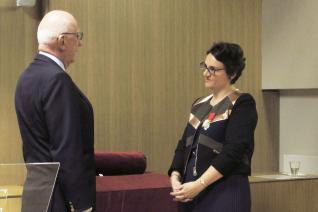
left=21, top=56, right=64, bottom=79
left=17, top=58, right=70, bottom=94
left=35, top=54, right=63, bottom=72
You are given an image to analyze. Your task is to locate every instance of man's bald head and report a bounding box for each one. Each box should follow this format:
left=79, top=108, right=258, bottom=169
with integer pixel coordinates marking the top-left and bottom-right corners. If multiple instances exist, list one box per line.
left=37, top=10, right=78, bottom=45
left=37, top=10, right=82, bottom=69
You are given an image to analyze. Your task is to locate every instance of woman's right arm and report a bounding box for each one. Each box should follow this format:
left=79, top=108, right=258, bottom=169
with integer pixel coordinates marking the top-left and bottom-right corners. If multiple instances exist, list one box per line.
left=168, top=125, right=188, bottom=191
left=170, top=171, right=182, bottom=192
left=168, top=125, right=188, bottom=176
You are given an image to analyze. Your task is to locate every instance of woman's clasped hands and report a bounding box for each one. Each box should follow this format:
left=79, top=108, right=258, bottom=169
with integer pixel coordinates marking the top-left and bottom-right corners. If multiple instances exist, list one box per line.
left=170, top=174, right=206, bottom=202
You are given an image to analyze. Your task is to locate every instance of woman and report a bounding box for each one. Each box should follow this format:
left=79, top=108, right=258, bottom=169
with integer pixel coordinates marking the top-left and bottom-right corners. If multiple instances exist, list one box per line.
left=169, top=42, right=258, bottom=212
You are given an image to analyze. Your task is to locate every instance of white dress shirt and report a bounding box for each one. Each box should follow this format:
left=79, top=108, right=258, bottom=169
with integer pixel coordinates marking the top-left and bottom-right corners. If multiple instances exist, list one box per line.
left=39, top=51, right=66, bottom=71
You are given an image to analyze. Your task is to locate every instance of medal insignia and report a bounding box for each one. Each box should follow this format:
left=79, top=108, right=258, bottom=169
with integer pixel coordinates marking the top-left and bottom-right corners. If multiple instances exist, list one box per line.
left=202, top=112, right=216, bottom=130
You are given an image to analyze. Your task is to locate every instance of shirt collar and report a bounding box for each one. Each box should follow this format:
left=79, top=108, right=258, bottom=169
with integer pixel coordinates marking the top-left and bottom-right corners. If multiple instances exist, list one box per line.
left=39, top=51, right=66, bottom=71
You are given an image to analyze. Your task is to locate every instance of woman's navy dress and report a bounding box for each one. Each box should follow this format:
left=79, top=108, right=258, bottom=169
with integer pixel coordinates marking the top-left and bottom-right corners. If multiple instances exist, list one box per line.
left=173, top=92, right=257, bottom=212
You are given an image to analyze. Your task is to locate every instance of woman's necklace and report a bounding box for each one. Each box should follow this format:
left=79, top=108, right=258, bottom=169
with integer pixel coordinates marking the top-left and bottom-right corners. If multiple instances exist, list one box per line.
left=193, top=111, right=216, bottom=177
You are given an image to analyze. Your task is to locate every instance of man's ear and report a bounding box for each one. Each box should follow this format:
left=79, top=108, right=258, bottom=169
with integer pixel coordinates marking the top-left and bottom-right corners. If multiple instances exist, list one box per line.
left=57, top=35, right=65, bottom=51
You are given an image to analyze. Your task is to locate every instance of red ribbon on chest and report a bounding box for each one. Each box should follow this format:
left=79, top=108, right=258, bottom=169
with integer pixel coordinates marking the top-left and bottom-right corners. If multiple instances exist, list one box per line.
left=207, top=112, right=216, bottom=122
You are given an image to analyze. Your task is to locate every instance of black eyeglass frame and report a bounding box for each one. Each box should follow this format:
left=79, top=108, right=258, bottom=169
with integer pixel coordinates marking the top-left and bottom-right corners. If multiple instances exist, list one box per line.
left=60, top=32, right=84, bottom=40
left=199, top=61, right=224, bottom=75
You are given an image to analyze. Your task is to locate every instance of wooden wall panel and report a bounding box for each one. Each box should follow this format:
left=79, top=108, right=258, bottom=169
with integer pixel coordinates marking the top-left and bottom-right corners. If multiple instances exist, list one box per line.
left=0, top=1, right=41, bottom=163
left=251, top=179, right=318, bottom=212
left=0, top=0, right=279, bottom=175
left=44, top=0, right=277, bottom=174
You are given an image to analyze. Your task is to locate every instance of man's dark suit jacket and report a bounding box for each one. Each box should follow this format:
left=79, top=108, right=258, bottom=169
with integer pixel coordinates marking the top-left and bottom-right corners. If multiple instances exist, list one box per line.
left=15, top=54, right=96, bottom=212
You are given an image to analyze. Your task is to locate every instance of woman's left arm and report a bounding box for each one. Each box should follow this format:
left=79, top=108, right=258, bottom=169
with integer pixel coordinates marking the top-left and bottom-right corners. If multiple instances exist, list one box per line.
left=210, top=93, right=258, bottom=176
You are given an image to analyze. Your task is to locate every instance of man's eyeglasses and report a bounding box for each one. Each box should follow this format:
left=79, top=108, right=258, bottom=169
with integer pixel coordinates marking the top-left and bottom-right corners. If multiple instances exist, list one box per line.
left=61, top=32, right=84, bottom=40
left=199, top=62, right=224, bottom=75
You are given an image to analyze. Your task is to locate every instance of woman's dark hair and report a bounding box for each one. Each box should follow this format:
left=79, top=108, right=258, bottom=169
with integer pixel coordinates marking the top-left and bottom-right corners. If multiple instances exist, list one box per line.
left=207, top=42, right=246, bottom=84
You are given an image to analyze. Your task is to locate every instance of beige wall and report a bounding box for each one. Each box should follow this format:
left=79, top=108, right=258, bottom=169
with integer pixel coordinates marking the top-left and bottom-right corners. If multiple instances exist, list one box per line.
left=263, top=0, right=318, bottom=174
left=279, top=89, right=318, bottom=174
left=0, top=0, right=41, bottom=163
left=262, top=0, right=318, bottom=89
left=1, top=0, right=278, bottom=174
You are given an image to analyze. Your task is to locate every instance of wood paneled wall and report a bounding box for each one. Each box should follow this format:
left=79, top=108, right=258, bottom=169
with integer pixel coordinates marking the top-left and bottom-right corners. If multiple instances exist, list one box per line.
left=1, top=0, right=279, bottom=174
left=251, top=179, right=318, bottom=212
left=0, top=1, right=41, bottom=163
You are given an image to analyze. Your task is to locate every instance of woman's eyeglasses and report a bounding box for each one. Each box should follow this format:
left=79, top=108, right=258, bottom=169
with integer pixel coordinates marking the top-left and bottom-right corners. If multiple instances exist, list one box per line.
left=199, top=62, right=224, bottom=75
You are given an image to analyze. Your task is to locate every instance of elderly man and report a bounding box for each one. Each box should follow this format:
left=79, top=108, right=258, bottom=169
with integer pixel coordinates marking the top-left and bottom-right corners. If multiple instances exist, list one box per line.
left=15, top=10, right=95, bottom=212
